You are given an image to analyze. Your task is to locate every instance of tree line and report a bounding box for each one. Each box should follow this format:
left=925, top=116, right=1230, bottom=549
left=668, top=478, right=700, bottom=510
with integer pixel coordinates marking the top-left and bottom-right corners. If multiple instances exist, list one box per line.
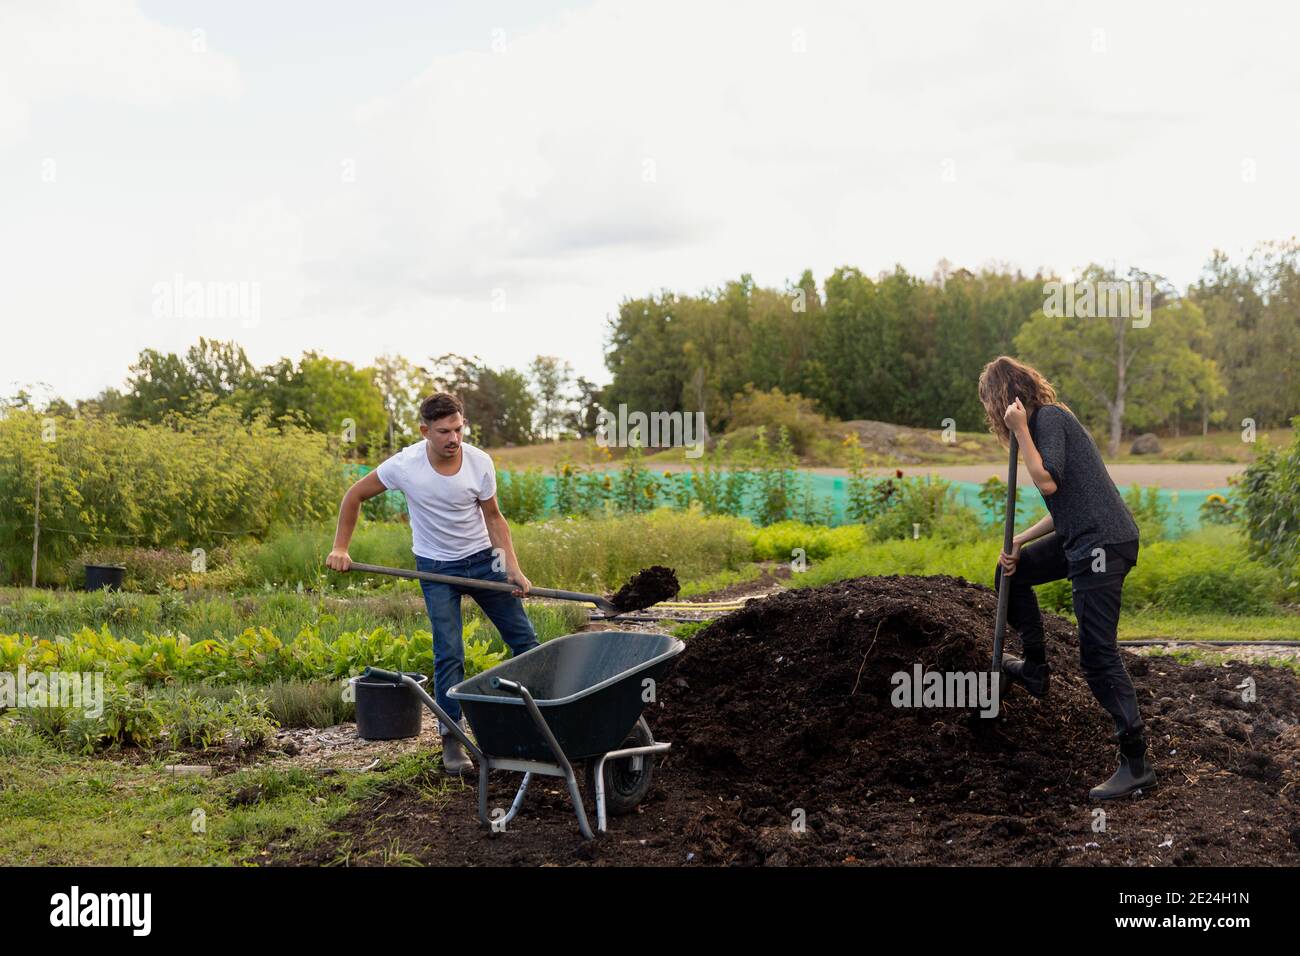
left=13, top=342, right=600, bottom=456
left=605, top=242, right=1300, bottom=455
left=11, top=240, right=1296, bottom=460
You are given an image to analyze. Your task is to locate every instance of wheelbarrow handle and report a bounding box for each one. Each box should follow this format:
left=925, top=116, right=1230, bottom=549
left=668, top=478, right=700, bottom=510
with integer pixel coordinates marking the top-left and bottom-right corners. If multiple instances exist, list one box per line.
left=490, top=677, right=522, bottom=694
left=362, top=666, right=404, bottom=684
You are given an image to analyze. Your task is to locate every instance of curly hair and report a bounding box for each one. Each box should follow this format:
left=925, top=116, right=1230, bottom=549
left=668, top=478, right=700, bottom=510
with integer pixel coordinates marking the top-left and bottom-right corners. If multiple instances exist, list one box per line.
left=977, top=356, right=1070, bottom=446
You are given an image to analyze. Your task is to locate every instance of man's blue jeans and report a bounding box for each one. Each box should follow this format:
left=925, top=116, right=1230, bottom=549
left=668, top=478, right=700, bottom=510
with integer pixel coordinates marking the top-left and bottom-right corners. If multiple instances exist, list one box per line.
left=415, top=548, right=539, bottom=726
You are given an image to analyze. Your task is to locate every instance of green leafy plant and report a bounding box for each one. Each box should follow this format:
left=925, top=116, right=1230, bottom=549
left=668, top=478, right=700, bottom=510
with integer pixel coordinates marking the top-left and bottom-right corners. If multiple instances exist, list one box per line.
left=1199, top=492, right=1238, bottom=526
left=495, top=467, right=548, bottom=523
left=1237, top=417, right=1300, bottom=582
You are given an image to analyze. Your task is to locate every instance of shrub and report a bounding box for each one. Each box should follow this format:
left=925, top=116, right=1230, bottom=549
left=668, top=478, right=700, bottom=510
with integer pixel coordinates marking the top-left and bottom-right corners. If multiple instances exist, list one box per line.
left=1122, top=485, right=1178, bottom=541
left=1238, top=417, right=1300, bottom=580
left=0, top=408, right=350, bottom=585
left=751, top=521, right=867, bottom=561
left=65, top=544, right=250, bottom=593
left=1122, top=538, right=1284, bottom=614
left=726, top=385, right=828, bottom=456
left=867, top=474, right=979, bottom=542
left=688, top=437, right=753, bottom=517
left=786, top=528, right=1284, bottom=616
left=977, top=474, right=1032, bottom=529
left=752, top=426, right=799, bottom=526
left=1199, top=493, right=1238, bottom=526
left=496, top=467, right=548, bottom=523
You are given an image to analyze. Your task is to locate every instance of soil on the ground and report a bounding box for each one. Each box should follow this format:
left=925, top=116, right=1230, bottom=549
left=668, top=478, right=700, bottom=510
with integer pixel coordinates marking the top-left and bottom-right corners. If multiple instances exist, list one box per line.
left=610, top=565, right=681, bottom=613
left=275, top=575, right=1300, bottom=867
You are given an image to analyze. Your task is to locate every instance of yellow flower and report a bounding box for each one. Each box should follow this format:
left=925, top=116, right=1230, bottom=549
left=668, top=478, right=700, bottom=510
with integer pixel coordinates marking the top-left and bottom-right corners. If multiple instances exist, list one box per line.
left=1206, top=494, right=1225, bottom=503
left=663, top=470, right=672, bottom=479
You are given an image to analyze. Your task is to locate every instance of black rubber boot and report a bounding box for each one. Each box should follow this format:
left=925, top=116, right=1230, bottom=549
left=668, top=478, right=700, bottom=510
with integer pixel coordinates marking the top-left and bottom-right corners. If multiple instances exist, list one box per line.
left=439, top=719, right=474, bottom=776
left=1090, top=737, right=1156, bottom=800
left=1002, top=657, right=1051, bottom=699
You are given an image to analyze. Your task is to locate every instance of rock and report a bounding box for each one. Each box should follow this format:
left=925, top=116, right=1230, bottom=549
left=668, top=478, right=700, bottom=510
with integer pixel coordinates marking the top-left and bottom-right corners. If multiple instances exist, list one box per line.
left=230, top=785, right=263, bottom=806
left=1130, top=433, right=1161, bottom=455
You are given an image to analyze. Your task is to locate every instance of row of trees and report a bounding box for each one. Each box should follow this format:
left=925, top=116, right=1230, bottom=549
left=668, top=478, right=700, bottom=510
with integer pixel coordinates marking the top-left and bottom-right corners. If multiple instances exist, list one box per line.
left=19, top=342, right=605, bottom=456
left=15, top=242, right=1296, bottom=460
left=604, top=244, right=1300, bottom=455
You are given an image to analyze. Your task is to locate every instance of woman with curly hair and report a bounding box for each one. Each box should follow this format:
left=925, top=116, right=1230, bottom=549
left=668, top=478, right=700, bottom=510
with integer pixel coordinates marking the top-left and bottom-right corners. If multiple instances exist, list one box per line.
left=978, top=355, right=1154, bottom=800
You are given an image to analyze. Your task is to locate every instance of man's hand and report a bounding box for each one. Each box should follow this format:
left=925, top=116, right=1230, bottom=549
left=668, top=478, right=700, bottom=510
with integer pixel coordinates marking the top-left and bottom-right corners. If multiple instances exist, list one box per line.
left=1003, top=397, right=1028, bottom=434
left=326, top=549, right=352, bottom=572
left=507, top=568, right=531, bottom=597
left=998, top=541, right=1023, bottom=576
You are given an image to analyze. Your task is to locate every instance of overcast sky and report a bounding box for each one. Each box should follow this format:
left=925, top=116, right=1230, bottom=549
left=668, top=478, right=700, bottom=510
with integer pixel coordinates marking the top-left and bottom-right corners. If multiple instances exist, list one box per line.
left=2, top=0, right=1297, bottom=402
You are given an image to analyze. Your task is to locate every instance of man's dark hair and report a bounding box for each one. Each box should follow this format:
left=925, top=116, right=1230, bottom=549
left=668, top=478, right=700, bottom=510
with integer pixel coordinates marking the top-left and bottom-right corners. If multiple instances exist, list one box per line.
left=420, top=392, right=464, bottom=424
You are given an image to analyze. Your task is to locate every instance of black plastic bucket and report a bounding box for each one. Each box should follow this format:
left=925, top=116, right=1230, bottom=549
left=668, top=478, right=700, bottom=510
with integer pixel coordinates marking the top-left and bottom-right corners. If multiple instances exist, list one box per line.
left=85, top=564, right=126, bottom=591
left=352, top=672, right=428, bottom=740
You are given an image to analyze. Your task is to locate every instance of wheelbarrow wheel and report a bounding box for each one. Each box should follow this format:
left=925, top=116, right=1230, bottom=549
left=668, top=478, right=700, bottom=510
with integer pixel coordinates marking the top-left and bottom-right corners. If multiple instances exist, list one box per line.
left=586, top=721, right=655, bottom=816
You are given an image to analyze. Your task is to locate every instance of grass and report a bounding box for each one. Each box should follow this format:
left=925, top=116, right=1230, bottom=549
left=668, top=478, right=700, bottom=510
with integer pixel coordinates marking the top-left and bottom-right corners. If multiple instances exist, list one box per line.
left=669, top=621, right=710, bottom=640
left=772, top=526, right=1296, bottom=638
left=0, top=586, right=589, bottom=647
left=1117, top=611, right=1300, bottom=641
left=226, top=509, right=756, bottom=594
left=1111, top=424, right=1295, bottom=464
left=676, top=563, right=765, bottom=598
left=161, top=680, right=355, bottom=728
left=509, top=509, right=756, bottom=593
left=0, top=716, right=456, bottom=865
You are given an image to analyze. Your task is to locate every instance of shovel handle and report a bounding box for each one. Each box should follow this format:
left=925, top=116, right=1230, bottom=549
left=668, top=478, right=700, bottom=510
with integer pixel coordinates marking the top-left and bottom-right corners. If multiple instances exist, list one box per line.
left=991, top=434, right=1019, bottom=673
left=343, top=561, right=610, bottom=608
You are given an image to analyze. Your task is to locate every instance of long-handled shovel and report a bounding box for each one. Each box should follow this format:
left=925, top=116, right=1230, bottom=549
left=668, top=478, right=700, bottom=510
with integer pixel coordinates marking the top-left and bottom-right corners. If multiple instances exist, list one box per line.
left=344, top=561, right=627, bottom=616
left=991, top=433, right=1020, bottom=688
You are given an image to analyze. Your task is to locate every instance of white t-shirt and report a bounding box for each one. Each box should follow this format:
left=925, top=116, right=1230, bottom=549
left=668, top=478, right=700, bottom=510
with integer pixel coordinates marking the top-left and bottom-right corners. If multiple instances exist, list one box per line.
left=374, top=441, right=497, bottom=560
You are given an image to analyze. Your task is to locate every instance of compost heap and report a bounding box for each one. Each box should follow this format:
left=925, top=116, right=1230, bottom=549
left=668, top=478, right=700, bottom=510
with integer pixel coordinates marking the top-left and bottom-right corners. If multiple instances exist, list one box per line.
left=652, top=574, right=1300, bottom=866
left=610, top=565, right=680, bottom=613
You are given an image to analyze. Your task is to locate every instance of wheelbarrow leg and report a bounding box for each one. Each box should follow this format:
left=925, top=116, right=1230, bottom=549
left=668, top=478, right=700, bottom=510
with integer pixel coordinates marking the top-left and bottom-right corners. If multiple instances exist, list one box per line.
left=504, top=773, right=531, bottom=827
left=477, top=764, right=533, bottom=832
left=490, top=677, right=594, bottom=839
left=563, top=769, right=594, bottom=840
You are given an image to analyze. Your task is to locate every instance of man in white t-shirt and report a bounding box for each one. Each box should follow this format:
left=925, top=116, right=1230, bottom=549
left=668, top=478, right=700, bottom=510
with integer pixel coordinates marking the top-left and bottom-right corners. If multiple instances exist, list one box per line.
left=326, top=392, right=538, bottom=774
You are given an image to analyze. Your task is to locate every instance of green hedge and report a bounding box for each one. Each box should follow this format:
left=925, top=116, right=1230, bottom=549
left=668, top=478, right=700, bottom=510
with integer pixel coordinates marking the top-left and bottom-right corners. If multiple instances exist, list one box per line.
left=787, top=528, right=1286, bottom=616
left=0, top=408, right=350, bottom=585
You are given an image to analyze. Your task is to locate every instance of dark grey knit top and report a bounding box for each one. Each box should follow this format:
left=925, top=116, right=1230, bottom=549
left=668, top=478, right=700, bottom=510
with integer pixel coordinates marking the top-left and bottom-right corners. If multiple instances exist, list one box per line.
left=1028, top=403, right=1140, bottom=579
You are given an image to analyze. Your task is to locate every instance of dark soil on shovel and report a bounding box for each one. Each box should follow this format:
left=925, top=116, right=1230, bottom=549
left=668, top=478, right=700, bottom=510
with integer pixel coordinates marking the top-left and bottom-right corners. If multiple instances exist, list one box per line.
left=276, top=575, right=1300, bottom=867
left=609, top=565, right=681, bottom=613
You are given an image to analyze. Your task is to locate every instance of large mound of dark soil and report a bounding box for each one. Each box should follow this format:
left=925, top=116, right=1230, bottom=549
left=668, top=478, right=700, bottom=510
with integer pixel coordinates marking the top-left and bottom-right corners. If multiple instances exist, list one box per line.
left=278, top=575, right=1300, bottom=867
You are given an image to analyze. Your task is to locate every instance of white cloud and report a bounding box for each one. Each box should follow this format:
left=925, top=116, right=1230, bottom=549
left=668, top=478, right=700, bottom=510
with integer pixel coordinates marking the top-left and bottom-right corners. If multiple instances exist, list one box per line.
left=0, top=0, right=240, bottom=150
left=3, top=0, right=1300, bottom=401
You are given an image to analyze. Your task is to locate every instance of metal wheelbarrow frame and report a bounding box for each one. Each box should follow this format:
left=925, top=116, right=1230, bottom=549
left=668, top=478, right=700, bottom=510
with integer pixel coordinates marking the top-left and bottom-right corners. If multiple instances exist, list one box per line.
left=362, top=630, right=684, bottom=839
